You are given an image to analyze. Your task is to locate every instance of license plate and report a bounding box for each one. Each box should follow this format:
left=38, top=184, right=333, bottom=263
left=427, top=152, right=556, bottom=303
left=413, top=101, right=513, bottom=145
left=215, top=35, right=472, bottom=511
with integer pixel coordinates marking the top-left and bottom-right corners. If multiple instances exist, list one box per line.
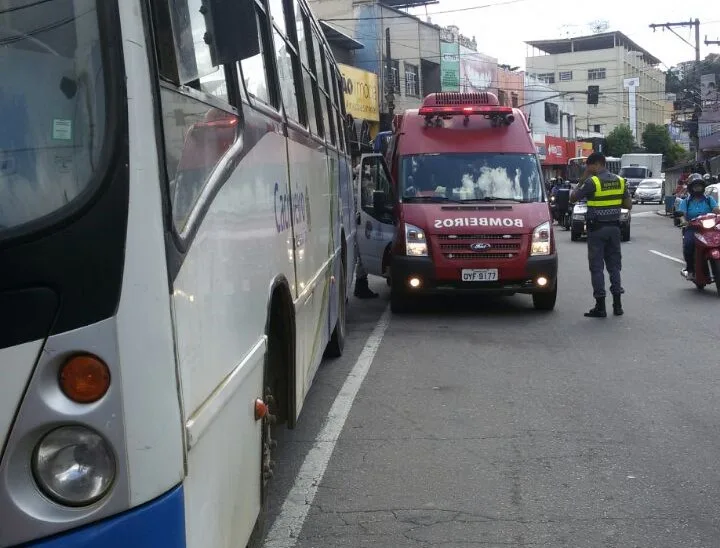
left=461, top=268, right=498, bottom=282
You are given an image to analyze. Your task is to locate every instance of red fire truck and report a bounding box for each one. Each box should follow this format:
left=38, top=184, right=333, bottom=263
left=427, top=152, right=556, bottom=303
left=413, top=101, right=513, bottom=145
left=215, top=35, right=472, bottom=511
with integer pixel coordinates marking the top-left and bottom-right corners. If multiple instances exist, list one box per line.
left=355, top=91, right=558, bottom=312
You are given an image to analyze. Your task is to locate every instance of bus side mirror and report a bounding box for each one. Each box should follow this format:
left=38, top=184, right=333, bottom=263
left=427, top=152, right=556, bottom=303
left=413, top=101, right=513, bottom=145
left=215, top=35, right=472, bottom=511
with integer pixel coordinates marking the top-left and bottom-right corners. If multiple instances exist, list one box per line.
left=201, top=0, right=260, bottom=65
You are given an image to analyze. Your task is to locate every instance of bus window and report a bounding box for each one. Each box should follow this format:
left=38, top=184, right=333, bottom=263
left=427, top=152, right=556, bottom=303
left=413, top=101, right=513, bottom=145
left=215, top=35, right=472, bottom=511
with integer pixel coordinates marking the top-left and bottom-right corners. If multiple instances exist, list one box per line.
left=0, top=0, right=107, bottom=233
left=272, top=29, right=300, bottom=122
left=239, top=6, right=274, bottom=106
left=266, top=0, right=287, bottom=35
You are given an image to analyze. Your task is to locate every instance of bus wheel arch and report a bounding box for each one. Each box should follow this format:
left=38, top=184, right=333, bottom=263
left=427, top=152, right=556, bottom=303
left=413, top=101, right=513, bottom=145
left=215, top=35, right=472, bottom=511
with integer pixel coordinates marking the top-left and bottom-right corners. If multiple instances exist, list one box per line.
left=264, top=277, right=296, bottom=429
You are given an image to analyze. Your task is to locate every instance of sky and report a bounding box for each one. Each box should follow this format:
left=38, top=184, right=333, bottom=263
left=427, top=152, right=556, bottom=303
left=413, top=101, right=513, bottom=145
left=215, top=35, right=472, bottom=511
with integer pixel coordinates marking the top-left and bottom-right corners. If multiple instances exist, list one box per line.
left=408, top=0, right=720, bottom=71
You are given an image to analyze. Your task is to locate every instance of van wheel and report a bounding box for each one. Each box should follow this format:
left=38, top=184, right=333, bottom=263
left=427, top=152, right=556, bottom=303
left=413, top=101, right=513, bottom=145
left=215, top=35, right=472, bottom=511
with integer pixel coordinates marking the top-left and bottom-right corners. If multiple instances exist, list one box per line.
left=324, top=266, right=346, bottom=358
left=621, top=227, right=630, bottom=242
left=532, top=284, right=557, bottom=311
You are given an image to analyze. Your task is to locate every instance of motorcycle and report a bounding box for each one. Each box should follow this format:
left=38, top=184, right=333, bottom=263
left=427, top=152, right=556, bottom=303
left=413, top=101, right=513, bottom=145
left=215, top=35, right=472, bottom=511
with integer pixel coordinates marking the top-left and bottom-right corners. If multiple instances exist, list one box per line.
left=674, top=211, right=720, bottom=294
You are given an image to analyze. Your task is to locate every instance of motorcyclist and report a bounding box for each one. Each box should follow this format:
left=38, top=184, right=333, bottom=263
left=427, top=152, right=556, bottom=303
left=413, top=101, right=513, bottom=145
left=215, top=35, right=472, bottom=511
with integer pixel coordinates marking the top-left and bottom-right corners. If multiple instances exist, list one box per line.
left=677, top=173, right=720, bottom=280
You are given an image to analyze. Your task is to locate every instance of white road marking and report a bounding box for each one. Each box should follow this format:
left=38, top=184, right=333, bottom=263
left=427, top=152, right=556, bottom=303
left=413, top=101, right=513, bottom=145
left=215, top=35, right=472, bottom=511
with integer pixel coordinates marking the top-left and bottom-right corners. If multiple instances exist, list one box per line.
left=649, top=249, right=685, bottom=265
left=263, top=306, right=392, bottom=548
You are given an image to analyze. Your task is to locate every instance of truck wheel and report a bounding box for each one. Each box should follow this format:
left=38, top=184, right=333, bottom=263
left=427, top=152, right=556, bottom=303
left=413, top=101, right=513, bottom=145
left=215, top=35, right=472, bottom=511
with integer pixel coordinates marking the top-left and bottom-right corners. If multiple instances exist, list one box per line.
left=621, top=227, right=630, bottom=242
left=570, top=230, right=581, bottom=242
left=532, top=283, right=557, bottom=311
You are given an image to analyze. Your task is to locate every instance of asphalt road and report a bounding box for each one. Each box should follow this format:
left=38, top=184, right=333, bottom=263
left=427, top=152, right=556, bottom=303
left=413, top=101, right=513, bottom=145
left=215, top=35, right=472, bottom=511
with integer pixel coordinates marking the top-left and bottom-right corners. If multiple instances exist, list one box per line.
left=262, top=204, right=720, bottom=548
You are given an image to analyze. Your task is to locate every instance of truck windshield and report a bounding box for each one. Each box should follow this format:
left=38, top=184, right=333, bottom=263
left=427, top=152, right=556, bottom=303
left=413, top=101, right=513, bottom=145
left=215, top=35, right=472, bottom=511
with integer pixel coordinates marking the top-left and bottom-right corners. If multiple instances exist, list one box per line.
left=400, top=153, right=544, bottom=203
left=0, top=0, right=106, bottom=234
left=620, top=167, right=647, bottom=179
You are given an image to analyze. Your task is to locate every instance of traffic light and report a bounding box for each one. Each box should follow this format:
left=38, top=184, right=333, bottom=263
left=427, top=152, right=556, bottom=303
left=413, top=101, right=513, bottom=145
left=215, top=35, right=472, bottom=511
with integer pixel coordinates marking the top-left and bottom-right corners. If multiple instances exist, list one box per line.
left=587, top=85, right=599, bottom=105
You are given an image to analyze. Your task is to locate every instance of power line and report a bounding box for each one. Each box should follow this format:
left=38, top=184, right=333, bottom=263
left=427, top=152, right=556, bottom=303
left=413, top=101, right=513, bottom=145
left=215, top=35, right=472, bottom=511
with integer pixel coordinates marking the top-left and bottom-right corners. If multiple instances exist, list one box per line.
left=320, top=0, right=530, bottom=22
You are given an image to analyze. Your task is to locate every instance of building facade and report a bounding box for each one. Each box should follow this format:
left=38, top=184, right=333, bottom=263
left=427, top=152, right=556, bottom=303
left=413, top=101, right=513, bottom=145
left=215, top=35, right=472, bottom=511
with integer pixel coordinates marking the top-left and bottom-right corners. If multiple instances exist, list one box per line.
left=308, top=0, right=441, bottom=129
left=525, top=32, right=666, bottom=138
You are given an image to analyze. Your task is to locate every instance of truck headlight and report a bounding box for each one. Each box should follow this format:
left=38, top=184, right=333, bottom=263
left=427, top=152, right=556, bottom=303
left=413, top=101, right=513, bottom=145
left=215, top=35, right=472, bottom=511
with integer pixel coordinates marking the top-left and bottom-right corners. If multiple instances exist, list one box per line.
left=404, top=223, right=428, bottom=256
left=33, top=425, right=116, bottom=506
left=574, top=214, right=585, bottom=221
left=531, top=221, right=551, bottom=256
left=620, top=209, right=630, bottom=220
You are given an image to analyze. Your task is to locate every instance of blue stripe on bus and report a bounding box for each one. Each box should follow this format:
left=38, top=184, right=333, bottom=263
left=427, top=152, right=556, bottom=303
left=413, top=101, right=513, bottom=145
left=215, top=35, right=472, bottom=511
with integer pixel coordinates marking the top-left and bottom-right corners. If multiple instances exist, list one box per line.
left=27, top=485, right=185, bottom=548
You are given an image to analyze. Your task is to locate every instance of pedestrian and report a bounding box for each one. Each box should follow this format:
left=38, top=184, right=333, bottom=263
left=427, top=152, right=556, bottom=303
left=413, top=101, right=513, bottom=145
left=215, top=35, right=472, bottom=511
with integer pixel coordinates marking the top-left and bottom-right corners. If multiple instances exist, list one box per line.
left=571, top=152, right=633, bottom=318
left=352, top=164, right=378, bottom=299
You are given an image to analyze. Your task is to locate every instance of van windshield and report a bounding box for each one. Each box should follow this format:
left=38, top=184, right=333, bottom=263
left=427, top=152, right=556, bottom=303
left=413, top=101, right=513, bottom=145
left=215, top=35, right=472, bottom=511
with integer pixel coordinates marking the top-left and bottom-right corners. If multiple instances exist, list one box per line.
left=400, top=153, right=544, bottom=203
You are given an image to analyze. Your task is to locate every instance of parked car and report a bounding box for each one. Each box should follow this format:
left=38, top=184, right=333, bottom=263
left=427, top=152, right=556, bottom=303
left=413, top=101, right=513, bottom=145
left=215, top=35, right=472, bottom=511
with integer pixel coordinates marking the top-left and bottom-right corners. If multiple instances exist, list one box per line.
left=570, top=201, right=631, bottom=242
left=634, top=178, right=664, bottom=204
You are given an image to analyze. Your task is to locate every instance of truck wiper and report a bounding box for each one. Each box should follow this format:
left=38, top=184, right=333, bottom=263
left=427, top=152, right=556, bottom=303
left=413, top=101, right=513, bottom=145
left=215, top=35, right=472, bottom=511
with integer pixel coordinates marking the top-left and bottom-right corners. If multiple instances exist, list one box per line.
left=461, top=197, right=528, bottom=203
left=403, top=195, right=455, bottom=202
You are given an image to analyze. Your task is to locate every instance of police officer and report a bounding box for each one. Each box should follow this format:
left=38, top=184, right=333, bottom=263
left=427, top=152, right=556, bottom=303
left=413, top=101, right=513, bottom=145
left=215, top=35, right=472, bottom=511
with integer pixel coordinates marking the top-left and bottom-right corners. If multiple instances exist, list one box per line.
left=571, top=152, right=632, bottom=318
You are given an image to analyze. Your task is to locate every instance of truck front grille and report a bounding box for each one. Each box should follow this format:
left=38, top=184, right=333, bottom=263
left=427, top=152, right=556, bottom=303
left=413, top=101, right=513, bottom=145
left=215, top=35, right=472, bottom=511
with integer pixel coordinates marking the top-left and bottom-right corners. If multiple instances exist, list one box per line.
left=434, top=233, right=524, bottom=261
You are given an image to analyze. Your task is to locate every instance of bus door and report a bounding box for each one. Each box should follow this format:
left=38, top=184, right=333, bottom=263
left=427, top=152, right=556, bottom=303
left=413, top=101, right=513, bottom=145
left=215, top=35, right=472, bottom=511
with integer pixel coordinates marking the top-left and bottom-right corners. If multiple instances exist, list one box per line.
left=356, top=153, right=394, bottom=277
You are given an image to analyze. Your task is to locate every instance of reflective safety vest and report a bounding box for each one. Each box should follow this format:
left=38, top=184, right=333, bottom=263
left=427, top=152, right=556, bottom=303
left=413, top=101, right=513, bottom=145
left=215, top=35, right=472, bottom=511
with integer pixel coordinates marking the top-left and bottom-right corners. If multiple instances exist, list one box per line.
left=587, top=175, right=625, bottom=208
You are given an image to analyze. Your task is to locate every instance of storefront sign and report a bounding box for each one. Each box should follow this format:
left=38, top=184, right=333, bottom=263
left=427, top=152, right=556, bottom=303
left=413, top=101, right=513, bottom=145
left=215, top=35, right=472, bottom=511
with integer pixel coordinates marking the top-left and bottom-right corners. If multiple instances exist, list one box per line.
left=339, top=64, right=379, bottom=122
left=544, top=136, right=568, bottom=164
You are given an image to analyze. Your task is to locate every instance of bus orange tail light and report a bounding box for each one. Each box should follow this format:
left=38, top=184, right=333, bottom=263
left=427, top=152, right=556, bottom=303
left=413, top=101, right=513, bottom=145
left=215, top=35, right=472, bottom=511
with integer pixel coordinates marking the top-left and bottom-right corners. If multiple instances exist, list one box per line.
left=59, top=355, right=111, bottom=403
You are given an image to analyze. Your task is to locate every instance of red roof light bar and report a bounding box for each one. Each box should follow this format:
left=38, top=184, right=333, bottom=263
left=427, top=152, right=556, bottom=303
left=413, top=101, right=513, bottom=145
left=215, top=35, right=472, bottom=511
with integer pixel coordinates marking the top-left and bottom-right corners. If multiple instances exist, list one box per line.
left=418, top=105, right=513, bottom=116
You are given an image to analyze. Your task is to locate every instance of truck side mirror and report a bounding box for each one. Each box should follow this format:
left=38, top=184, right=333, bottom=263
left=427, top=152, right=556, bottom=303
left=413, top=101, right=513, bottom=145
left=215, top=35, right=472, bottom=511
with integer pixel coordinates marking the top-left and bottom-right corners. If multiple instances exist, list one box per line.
left=201, top=0, right=260, bottom=65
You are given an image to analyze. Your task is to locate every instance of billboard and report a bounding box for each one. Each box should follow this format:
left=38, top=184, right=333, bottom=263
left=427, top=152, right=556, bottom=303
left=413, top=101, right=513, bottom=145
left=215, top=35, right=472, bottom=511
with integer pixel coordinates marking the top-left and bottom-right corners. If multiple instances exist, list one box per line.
left=339, top=63, right=379, bottom=122
left=440, top=41, right=459, bottom=91
left=459, top=45, right=497, bottom=94
left=700, top=73, right=720, bottom=150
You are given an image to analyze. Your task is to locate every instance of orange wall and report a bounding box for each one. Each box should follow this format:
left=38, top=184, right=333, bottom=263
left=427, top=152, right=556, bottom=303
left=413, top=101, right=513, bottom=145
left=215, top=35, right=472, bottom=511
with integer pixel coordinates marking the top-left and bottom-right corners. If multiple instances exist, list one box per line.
left=497, top=69, right=524, bottom=108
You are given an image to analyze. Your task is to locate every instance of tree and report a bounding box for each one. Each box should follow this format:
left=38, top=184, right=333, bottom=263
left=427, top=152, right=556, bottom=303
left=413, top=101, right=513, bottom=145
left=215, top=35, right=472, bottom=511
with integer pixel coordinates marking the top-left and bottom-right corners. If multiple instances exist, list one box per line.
left=665, top=142, right=691, bottom=167
left=605, top=124, right=635, bottom=157
left=641, top=123, right=673, bottom=155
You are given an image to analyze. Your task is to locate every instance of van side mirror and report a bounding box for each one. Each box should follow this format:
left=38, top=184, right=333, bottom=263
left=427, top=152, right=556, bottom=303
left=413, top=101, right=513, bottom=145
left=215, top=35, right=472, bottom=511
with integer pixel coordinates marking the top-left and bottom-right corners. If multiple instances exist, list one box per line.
left=201, top=0, right=260, bottom=65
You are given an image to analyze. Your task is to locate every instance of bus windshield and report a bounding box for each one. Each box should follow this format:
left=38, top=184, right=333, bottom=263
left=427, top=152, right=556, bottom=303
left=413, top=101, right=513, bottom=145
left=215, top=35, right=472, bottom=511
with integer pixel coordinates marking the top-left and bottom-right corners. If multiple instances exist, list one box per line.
left=400, top=153, right=544, bottom=203
left=0, top=0, right=106, bottom=233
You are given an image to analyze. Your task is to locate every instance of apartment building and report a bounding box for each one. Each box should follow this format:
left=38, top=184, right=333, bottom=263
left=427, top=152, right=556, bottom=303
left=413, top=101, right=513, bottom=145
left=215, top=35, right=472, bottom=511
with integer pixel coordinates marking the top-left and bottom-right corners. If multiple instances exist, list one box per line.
left=525, top=32, right=666, bottom=138
left=308, top=0, right=441, bottom=129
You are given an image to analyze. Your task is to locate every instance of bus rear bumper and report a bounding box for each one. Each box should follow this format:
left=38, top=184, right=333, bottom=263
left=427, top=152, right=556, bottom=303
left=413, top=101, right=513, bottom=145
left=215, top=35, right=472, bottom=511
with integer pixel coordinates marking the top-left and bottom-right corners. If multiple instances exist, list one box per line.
left=27, top=485, right=185, bottom=548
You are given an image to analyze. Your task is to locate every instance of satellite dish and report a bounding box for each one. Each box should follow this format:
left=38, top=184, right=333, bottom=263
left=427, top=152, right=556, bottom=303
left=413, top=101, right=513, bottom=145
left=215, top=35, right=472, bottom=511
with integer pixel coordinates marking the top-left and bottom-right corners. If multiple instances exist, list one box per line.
left=589, top=20, right=609, bottom=34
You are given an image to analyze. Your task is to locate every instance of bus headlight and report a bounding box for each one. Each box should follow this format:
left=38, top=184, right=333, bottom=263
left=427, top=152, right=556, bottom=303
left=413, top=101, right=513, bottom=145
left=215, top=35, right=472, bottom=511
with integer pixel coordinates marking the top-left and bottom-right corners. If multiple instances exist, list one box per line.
left=531, top=221, right=551, bottom=256
left=33, top=426, right=116, bottom=506
left=405, top=223, right=428, bottom=256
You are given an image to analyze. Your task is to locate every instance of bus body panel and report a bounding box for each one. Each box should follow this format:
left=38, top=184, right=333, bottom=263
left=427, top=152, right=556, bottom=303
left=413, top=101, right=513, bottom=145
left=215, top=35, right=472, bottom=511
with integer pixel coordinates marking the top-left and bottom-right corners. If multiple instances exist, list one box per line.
left=28, top=486, right=185, bottom=548
left=116, top=0, right=185, bottom=506
left=0, top=319, right=132, bottom=547
left=0, top=340, right=41, bottom=453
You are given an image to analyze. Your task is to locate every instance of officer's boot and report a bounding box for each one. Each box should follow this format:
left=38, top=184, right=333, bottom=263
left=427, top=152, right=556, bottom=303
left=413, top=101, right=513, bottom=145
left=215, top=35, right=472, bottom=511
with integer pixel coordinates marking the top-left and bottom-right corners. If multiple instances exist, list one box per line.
left=354, top=277, right=378, bottom=299
left=584, top=297, right=607, bottom=318
left=612, top=294, right=624, bottom=316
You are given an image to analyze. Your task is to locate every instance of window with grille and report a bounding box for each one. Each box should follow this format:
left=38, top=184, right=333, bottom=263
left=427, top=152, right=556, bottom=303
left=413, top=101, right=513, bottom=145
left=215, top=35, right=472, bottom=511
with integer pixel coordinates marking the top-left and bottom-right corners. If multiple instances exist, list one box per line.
left=537, top=72, right=555, bottom=84
left=588, top=68, right=606, bottom=80
left=404, top=63, right=419, bottom=96
left=559, top=71, right=572, bottom=81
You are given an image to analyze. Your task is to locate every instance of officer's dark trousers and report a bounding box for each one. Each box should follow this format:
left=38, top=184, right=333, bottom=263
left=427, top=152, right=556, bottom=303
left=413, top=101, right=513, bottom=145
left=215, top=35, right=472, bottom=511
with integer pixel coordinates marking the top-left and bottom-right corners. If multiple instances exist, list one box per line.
left=587, top=223, right=624, bottom=298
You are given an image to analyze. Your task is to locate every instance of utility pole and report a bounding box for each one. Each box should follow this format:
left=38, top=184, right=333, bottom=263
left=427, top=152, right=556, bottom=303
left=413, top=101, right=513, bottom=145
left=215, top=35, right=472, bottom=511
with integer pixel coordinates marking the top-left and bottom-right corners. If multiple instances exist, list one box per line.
left=385, top=27, right=395, bottom=122
left=649, top=19, right=702, bottom=157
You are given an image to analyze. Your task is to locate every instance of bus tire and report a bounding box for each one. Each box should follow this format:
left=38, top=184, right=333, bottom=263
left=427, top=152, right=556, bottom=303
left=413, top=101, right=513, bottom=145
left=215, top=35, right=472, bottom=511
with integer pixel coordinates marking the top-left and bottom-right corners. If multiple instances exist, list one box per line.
left=324, top=256, right=346, bottom=358
left=248, top=289, right=293, bottom=547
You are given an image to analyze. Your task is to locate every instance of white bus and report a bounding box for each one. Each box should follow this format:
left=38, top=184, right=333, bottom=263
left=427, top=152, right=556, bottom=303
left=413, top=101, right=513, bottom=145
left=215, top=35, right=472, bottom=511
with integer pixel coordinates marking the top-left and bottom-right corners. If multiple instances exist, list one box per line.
left=0, top=0, right=355, bottom=546
left=567, top=155, right=621, bottom=182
